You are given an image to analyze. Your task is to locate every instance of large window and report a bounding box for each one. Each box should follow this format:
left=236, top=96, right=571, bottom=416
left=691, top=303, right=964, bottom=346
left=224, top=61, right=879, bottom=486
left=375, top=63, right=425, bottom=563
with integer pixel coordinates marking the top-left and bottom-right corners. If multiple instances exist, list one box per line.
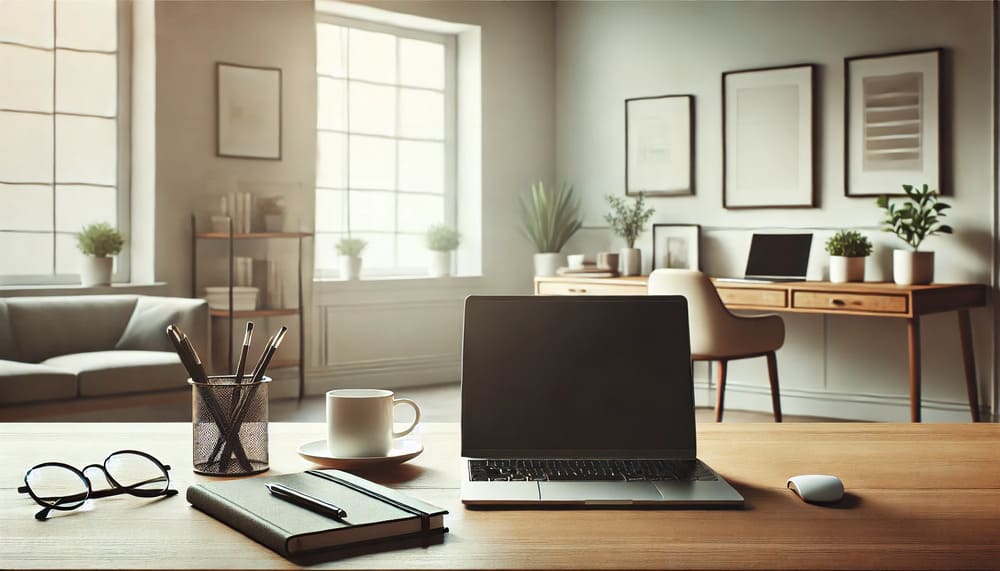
left=314, top=16, right=456, bottom=279
left=0, top=0, right=126, bottom=285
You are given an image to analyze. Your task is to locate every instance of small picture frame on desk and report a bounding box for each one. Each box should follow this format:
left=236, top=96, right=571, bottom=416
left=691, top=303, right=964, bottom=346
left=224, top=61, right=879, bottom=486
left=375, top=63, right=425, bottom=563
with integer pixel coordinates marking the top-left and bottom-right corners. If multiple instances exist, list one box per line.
left=652, top=224, right=700, bottom=271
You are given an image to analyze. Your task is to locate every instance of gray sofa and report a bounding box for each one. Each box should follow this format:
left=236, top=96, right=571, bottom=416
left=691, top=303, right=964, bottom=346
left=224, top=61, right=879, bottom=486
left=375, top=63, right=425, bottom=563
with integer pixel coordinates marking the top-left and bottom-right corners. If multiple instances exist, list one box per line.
left=0, top=295, right=208, bottom=406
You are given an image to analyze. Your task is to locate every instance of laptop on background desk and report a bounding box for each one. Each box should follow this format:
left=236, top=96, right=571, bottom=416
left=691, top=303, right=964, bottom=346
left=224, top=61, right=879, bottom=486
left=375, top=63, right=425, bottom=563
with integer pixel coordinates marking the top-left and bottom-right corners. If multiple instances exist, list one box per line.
left=715, top=233, right=813, bottom=283
left=459, top=295, right=744, bottom=507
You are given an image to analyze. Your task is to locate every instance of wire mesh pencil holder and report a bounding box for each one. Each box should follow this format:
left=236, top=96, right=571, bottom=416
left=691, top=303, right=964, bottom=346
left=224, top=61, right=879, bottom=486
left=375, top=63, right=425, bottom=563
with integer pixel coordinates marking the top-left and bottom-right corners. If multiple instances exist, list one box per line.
left=189, top=375, right=271, bottom=476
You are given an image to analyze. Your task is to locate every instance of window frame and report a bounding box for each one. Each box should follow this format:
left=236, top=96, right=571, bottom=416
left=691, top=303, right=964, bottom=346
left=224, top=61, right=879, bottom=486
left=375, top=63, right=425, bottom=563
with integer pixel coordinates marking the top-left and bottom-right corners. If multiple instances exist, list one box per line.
left=314, top=13, right=457, bottom=280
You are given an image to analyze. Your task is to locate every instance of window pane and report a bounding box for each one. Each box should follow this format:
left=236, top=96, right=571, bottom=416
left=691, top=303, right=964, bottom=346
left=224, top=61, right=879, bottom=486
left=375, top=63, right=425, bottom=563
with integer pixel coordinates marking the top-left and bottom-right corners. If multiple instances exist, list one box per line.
left=348, top=28, right=395, bottom=84
left=397, top=233, right=429, bottom=271
left=398, top=141, right=444, bottom=193
left=316, top=132, right=346, bottom=188
left=399, top=89, right=443, bottom=140
left=0, top=111, right=53, bottom=182
left=397, top=193, right=443, bottom=234
left=56, top=0, right=116, bottom=52
left=0, top=231, right=52, bottom=275
left=352, top=232, right=394, bottom=270
left=55, top=184, right=115, bottom=232
left=0, top=184, right=52, bottom=231
left=0, top=0, right=53, bottom=48
left=56, top=50, right=116, bottom=116
left=0, top=43, right=53, bottom=112
left=399, top=38, right=444, bottom=89
left=315, top=188, right=347, bottom=232
left=349, top=135, right=395, bottom=190
left=349, top=81, right=395, bottom=136
left=317, top=77, right=346, bottom=131
left=314, top=232, right=345, bottom=272
left=316, top=23, right=346, bottom=77
left=55, top=115, right=116, bottom=185
left=348, top=190, right=394, bottom=232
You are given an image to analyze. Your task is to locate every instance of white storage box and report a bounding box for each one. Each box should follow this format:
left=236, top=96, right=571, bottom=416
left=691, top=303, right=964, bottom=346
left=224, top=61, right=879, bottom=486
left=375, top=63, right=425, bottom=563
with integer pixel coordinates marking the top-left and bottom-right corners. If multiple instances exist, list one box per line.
left=204, top=286, right=259, bottom=311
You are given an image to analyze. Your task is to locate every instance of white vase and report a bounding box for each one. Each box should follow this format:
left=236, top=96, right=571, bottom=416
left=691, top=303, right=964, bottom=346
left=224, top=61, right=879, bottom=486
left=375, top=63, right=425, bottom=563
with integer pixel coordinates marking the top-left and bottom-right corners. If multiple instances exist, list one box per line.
left=533, top=253, right=562, bottom=277
left=829, top=256, right=866, bottom=283
left=428, top=250, right=452, bottom=277
left=80, top=256, right=113, bottom=287
left=893, top=250, right=935, bottom=285
left=620, top=247, right=641, bottom=277
left=338, top=255, right=362, bottom=280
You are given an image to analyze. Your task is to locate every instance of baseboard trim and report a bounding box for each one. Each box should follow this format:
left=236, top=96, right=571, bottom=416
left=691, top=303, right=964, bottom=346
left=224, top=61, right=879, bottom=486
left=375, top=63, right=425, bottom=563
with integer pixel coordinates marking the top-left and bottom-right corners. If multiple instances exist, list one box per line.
left=305, top=355, right=460, bottom=396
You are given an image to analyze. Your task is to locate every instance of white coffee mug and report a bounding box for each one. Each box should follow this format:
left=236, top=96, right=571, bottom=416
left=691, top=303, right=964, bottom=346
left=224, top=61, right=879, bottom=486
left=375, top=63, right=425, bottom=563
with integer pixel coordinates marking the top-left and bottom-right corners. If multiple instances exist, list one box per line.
left=326, top=389, right=421, bottom=458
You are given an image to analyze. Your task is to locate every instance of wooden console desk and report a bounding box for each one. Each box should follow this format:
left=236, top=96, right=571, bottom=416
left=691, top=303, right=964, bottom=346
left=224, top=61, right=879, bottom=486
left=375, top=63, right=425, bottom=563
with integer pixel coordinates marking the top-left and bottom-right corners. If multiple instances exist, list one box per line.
left=535, top=276, right=989, bottom=422
left=2, top=422, right=999, bottom=570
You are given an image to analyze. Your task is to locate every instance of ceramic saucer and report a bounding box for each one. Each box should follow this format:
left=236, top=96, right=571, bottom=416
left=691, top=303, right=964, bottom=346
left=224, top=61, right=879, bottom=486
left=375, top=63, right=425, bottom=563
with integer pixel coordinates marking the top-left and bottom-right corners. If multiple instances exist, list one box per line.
left=297, top=439, right=423, bottom=469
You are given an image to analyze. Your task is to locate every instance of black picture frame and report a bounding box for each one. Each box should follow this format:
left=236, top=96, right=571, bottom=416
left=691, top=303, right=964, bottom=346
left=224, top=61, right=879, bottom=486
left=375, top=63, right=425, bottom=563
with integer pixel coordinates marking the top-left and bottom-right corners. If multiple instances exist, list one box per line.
left=625, top=94, right=694, bottom=197
left=216, top=62, right=283, bottom=160
left=651, top=224, right=701, bottom=271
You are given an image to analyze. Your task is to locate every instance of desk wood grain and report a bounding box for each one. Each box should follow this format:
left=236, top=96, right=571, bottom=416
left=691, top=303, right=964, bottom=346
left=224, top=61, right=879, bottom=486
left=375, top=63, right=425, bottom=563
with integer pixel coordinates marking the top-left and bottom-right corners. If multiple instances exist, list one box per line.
left=1, top=422, right=998, bottom=570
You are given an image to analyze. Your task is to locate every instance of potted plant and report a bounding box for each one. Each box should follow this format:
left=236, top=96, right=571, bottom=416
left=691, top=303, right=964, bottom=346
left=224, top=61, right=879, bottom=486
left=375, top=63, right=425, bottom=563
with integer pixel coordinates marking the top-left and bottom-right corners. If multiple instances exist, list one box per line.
left=426, top=224, right=460, bottom=277
left=876, top=184, right=952, bottom=285
left=335, top=237, right=367, bottom=280
left=604, top=194, right=655, bottom=276
left=825, top=230, right=872, bottom=283
left=518, top=181, right=583, bottom=277
left=76, top=222, right=125, bottom=286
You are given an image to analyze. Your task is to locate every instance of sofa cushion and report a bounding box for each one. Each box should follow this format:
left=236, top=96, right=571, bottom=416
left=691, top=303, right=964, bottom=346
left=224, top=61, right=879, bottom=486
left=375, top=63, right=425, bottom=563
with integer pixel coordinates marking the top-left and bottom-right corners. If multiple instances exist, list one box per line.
left=7, top=296, right=138, bottom=363
left=0, top=360, right=78, bottom=404
left=116, top=296, right=208, bottom=353
left=42, top=350, right=187, bottom=397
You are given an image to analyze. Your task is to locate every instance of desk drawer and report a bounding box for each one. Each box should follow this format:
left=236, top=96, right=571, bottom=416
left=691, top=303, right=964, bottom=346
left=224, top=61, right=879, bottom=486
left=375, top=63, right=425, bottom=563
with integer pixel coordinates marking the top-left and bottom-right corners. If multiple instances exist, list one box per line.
left=716, top=287, right=787, bottom=308
left=536, top=281, right=646, bottom=296
left=793, top=291, right=908, bottom=314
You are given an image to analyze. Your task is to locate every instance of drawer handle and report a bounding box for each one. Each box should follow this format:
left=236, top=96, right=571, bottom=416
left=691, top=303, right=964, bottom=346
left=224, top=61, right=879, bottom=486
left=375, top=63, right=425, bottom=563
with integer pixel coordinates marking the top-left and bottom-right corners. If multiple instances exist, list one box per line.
left=568, top=288, right=587, bottom=293
left=830, top=298, right=847, bottom=307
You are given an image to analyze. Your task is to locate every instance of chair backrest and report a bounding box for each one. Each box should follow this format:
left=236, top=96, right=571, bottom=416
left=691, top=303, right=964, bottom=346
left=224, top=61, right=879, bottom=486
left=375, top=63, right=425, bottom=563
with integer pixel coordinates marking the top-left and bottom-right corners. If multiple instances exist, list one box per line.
left=647, top=269, right=741, bottom=357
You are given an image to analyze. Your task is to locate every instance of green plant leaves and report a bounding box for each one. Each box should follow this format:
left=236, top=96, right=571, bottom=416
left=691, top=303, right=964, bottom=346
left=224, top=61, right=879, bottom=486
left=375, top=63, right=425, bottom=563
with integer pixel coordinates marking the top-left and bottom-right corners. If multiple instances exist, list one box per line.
left=604, top=194, right=655, bottom=248
left=76, top=222, right=124, bottom=257
left=518, top=181, right=583, bottom=253
left=875, top=184, right=951, bottom=251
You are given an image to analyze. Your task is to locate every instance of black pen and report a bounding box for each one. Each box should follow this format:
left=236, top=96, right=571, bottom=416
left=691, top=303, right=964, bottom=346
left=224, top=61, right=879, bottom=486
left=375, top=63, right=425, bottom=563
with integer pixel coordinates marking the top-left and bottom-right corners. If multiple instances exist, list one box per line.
left=265, top=482, right=348, bottom=520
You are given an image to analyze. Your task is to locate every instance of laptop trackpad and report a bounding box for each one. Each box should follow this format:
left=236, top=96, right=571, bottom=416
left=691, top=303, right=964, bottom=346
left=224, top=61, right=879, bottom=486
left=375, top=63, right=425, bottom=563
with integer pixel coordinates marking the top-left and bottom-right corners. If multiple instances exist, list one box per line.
left=539, top=481, right=662, bottom=502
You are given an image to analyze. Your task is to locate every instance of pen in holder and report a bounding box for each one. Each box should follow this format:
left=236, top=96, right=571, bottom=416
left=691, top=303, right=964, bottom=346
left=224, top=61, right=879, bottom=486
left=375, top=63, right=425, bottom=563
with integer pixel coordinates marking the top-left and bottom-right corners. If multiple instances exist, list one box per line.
left=190, top=375, right=271, bottom=476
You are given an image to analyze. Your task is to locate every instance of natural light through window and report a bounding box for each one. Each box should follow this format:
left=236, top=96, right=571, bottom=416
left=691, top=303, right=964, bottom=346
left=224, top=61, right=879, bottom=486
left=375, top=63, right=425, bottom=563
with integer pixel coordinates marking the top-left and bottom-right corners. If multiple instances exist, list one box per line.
left=314, top=17, right=456, bottom=279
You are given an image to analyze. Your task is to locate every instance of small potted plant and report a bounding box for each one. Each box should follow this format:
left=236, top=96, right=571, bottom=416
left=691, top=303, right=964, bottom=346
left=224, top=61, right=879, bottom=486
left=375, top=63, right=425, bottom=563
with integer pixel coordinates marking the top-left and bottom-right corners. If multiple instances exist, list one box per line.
left=426, top=224, right=460, bottom=277
left=335, top=237, right=367, bottom=280
left=604, top=194, right=655, bottom=276
left=518, top=181, right=583, bottom=277
left=76, top=222, right=125, bottom=286
left=825, top=230, right=872, bottom=283
left=876, top=184, right=952, bottom=285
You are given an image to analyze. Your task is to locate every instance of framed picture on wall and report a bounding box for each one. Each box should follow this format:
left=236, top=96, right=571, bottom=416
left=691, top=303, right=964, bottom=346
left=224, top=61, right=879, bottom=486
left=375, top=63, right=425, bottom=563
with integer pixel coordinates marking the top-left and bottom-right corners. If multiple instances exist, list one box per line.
left=722, top=64, right=815, bottom=209
left=844, top=48, right=942, bottom=197
left=652, top=224, right=700, bottom=270
left=625, top=95, right=694, bottom=196
left=217, top=62, right=283, bottom=160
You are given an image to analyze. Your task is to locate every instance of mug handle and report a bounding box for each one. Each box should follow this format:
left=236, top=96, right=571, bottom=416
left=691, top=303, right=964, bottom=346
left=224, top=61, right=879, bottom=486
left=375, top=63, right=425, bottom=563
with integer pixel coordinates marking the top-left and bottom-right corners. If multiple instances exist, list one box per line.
left=391, top=398, right=421, bottom=439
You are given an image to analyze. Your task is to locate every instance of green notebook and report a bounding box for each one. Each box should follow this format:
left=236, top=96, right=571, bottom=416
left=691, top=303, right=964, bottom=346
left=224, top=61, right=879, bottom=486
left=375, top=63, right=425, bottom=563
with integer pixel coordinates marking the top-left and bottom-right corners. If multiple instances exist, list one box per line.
left=187, top=469, right=447, bottom=558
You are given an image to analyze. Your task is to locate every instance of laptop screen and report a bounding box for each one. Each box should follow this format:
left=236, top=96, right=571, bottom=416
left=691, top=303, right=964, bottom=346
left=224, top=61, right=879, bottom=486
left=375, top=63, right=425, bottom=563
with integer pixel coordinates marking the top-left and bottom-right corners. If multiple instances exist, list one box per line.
left=744, top=233, right=813, bottom=280
left=461, top=296, right=696, bottom=459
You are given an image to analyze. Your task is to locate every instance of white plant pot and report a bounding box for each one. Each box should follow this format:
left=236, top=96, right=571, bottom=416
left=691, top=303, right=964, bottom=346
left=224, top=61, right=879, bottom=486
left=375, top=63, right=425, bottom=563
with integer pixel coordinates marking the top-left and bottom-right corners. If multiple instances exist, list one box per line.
left=620, top=247, right=641, bottom=277
left=829, top=256, right=866, bottom=283
left=80, top=256, right=113, bottom=287
left=428, top=250, right=453, bottom=277
left=533, top=253, right=562, bottom=277
left=893, top=250, right=935, bottom=285
left=338, top=255, right=362, bottom=280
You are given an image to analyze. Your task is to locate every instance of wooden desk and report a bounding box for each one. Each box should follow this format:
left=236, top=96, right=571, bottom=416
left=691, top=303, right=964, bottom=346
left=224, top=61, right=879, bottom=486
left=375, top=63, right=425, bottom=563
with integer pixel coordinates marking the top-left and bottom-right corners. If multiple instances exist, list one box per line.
left=534, top=277, right=989, bottom=422
left=2, top=422, right=999, bottom=570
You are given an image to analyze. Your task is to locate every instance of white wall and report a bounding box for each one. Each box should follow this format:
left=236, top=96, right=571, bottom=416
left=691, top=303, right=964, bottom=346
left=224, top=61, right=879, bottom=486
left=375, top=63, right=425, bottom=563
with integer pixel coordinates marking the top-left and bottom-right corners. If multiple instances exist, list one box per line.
left=555, top=1, right=995, bottom=421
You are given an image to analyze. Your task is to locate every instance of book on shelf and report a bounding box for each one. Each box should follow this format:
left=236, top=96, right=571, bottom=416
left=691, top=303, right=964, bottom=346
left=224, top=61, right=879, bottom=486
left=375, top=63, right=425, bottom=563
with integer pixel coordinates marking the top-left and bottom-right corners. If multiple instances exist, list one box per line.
left=187, top=469, right=448, bottom=558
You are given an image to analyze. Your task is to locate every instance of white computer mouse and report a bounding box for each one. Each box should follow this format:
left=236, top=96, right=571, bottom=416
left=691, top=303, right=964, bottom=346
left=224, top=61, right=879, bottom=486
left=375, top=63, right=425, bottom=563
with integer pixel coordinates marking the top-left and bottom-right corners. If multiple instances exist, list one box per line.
left=786, top=474, right=844, bottom=504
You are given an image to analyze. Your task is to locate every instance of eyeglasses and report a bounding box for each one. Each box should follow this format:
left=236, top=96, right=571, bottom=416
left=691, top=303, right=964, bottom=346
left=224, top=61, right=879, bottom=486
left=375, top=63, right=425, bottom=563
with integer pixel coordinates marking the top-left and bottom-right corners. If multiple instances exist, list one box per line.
left=17, top=450, right=178, bottom=520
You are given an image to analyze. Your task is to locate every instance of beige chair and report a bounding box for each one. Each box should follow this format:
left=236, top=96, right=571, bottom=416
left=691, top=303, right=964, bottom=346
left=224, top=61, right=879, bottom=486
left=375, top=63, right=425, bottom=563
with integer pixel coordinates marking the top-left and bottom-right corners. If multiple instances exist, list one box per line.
left=647, top=269, right=785, bottom=422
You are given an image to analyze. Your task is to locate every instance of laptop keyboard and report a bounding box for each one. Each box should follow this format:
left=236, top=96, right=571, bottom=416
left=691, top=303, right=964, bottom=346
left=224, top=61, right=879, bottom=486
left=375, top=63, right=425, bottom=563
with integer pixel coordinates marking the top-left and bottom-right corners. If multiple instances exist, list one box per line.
left=468, top=459, right=718, bottom=482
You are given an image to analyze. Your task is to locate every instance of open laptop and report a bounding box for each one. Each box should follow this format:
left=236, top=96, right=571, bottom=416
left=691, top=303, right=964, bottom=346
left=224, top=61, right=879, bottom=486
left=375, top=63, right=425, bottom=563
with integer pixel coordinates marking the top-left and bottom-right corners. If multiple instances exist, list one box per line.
left=716, top=233, right=813, bottom=284
left=460, top=295, right=744, bottom=507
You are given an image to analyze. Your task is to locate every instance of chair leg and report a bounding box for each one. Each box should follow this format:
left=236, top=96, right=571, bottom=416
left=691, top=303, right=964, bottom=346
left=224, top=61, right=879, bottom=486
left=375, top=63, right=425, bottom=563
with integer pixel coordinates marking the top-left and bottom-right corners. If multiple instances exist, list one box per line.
left=715, top=360, right=728, bottom=422
left=766, top=351, right=782, bottom=422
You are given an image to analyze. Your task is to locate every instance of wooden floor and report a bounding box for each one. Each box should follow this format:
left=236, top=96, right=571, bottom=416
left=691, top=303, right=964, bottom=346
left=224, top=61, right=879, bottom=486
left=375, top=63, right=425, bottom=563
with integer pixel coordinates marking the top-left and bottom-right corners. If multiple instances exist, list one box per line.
left=2, top=382, right=842, bottom=423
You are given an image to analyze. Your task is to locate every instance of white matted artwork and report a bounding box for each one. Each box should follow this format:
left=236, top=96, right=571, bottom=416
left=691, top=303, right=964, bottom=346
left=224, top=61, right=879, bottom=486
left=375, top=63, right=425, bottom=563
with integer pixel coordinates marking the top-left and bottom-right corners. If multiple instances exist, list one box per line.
left=652, top=224, right=700, bottom=270
left=845, top=48, right=941, bottom=197
left=217, top=62, right=282, bottom=160
left=625, top=95, right=693, bottom=196
left=723, top=64, right=814, bottom=209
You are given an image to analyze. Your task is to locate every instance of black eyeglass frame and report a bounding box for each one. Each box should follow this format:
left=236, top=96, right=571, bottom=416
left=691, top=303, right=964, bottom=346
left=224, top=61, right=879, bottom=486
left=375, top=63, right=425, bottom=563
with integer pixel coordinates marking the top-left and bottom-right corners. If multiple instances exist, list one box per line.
left=17, top=449, right=178, bottom=520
